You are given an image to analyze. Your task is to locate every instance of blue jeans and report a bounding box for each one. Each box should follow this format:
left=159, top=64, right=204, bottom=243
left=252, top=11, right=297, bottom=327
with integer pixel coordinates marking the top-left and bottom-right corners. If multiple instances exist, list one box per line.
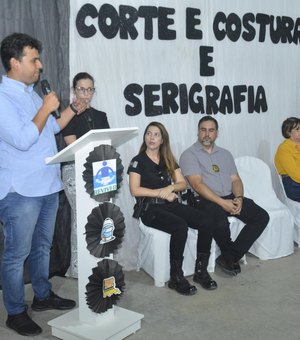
left=0, top=192, right=59, bottom=315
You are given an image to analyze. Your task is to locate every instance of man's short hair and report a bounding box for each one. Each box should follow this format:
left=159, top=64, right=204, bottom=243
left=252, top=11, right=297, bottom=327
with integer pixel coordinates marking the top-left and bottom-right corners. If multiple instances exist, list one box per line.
left=0, top=32, right=42, bottom=72
left=198, top=116, right=219, bottom=130
left=281, top=117, right=300, bottom=138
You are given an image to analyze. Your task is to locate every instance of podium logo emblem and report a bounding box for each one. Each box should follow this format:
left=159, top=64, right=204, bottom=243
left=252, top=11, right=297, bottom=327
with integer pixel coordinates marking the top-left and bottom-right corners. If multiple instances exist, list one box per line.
left=92, top=159, right=117, bottom=195
left=100, top=217, right=116, bottom=244
left=103, top=276, right=121, bottom=298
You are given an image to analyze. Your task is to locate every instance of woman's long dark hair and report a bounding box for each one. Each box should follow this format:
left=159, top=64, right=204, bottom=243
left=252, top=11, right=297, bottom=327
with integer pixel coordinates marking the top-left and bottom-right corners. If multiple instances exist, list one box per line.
left=139, top=122, right=177, bottom=182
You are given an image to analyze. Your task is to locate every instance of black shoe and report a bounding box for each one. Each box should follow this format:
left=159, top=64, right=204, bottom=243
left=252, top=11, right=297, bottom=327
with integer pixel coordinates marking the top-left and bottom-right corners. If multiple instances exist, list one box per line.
left=31, top=290, right=76, bottom=311
left=6, top=310, right=42, bottom=336
left=233, top=261, right=241, bottom=274
left=193, top=272, right=218, bottom=290
left=216, top=255, right=237, bottom=276
left=193, top=252, right=218, bottom=290
left=168, top=277, right=197, bottom=296
left=169, top=258, right=197, bottom=296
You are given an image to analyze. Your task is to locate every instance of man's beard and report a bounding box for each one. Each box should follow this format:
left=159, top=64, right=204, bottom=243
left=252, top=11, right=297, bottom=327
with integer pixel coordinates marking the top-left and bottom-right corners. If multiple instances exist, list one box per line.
left=202, top=139, right=213, bottom=146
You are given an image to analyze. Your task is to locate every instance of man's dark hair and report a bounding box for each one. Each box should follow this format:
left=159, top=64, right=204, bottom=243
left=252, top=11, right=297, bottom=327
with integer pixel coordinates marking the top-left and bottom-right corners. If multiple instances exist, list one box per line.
left=0, top=32, right=42, bottom=72
left=281, top=117, right=300, bottom=139
left=198, top=116, right=219, bottom=130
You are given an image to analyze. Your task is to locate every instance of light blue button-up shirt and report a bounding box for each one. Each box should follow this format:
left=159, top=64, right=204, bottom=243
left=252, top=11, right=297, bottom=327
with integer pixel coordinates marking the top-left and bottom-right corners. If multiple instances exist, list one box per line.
left=0, top=75, right=63, bottom=199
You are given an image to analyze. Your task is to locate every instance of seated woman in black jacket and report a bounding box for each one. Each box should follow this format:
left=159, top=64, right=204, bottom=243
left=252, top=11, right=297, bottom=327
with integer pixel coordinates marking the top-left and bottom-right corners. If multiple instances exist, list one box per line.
left=128, top=121, right=217, bottom=296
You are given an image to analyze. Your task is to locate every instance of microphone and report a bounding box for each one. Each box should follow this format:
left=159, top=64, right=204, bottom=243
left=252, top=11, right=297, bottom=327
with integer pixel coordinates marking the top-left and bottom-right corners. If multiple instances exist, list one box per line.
left=40, top=79, right=61, bottom=118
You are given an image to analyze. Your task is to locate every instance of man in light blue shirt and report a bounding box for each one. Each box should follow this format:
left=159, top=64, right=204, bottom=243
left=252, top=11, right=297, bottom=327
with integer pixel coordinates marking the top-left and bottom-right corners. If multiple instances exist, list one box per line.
left=0, top=74, right=63, bottom=198
left=0, top=32, right=86, bottom=337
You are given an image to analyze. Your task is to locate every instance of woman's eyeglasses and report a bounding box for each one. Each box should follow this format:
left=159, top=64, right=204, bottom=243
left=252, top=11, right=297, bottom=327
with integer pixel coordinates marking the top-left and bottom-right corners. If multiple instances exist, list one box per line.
left=75, top=87, right=95, bottom=94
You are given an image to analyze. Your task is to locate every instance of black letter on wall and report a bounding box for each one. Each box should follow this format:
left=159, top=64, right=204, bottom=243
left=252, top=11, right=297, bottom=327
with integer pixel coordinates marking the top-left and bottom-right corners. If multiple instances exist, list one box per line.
left=76, top=4, right=98, bottom=38
left=200, top=46, right=214, bottom=76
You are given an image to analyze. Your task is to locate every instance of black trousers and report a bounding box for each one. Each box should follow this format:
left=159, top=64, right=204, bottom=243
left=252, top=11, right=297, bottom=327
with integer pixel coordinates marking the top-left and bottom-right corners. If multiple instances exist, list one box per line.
left=195, top=194, right=269, bottom=261
left=282, top=175, right=300, bottom=202
left=141, top=202, right=214, bottom=260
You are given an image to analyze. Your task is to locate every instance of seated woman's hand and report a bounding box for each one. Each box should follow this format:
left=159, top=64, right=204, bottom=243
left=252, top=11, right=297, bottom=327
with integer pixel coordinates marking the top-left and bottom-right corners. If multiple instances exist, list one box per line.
left=166, top=192, right=177, bottom=202
left=158, top=185, right=174, bottom=199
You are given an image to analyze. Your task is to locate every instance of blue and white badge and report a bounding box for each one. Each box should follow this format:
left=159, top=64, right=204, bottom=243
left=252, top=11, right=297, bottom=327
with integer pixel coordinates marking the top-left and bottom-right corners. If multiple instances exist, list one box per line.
left=92, top=159, right=117, bottom=196
left=100, top=217, right=116, bottom=244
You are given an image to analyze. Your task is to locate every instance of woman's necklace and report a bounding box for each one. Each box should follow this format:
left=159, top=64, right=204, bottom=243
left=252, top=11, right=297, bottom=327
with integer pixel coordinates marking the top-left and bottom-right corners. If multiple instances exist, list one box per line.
left=84, top=108, right=94, bottom=130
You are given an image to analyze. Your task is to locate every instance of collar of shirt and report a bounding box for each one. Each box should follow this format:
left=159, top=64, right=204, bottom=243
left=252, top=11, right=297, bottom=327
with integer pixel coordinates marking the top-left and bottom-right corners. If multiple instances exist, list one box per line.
left=284, top=138, right=300, bottom=151
left=2, top=75, right=34, bottom=93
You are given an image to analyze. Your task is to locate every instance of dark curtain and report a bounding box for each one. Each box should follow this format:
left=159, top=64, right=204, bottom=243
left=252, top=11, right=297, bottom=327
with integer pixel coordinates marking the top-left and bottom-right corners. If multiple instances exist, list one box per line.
left=0, top=0, right=71, bottom=285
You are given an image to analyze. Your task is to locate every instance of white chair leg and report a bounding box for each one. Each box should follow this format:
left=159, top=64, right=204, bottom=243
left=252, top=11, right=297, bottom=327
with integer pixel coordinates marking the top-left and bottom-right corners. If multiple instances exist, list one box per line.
left=154, top=280, right=165, bottom=288
left=240, top=254, right=247, bottom=265
left=208, top=239, right=217, bottom=273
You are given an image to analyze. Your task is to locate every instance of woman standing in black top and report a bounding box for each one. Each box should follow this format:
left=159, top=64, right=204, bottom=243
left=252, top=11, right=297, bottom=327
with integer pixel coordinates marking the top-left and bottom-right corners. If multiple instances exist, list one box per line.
left=128, top=122, right=217, bottom=295
left=62, top=72, right=110, bottom=144
left=61, top=72, right=110, bottom=277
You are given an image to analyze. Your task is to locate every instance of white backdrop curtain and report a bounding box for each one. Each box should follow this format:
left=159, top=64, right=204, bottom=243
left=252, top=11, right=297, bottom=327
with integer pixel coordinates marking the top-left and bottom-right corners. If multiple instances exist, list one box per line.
left=69, top=0, right=300, bottom=270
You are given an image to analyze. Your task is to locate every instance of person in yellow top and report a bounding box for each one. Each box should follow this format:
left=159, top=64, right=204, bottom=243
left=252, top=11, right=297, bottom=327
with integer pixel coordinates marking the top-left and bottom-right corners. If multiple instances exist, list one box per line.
left=274, top=117, right=300, bottom=202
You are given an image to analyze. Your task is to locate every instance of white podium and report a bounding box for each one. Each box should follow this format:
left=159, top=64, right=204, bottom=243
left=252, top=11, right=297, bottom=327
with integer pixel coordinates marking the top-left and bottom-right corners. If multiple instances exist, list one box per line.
left=46, top=128, right=144, bottom=339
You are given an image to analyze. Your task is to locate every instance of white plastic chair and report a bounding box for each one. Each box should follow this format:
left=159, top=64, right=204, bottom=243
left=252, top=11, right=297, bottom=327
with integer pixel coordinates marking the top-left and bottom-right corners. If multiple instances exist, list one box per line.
left=274, top=168, right=300, bottom=246
left=137, top=222, right=196, bottom=287
left=137, top=216, right=246, bottom=287
left=235, top=156, right=294, bottom=260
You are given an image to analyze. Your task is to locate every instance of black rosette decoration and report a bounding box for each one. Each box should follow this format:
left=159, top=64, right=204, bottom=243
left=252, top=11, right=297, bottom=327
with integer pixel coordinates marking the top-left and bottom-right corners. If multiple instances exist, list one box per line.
left=86, top=259, right=125, bottom=314
left=85, top=202, right=125, bottom=258
left=82, top=144, right=124, bottom=202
